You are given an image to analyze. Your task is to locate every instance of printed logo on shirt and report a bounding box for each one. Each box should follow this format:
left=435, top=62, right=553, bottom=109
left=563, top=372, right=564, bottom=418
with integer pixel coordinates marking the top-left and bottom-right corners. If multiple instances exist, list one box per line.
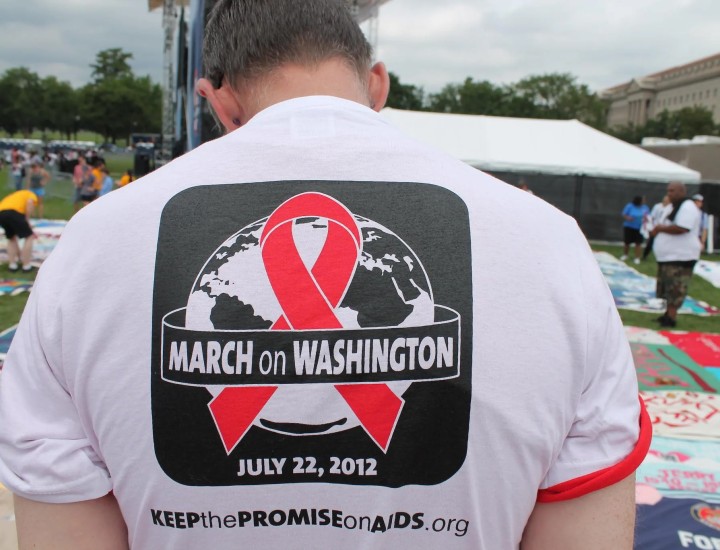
left=151, top=181, right=472, bottom=487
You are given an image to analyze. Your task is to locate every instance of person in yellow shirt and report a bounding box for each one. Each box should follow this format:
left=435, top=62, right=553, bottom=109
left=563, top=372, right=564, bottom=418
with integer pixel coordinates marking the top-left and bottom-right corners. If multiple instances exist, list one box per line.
left=0, top=190, right=37, bottom=272
left=117, top=169, right=135, bottom=187
left=79, top=159, right=105, bottom=205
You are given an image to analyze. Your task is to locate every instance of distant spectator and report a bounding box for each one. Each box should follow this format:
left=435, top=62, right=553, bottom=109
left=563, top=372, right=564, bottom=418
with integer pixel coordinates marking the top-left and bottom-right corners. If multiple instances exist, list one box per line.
left=99, top=167, right=114, bottom=197
left=518, top=178, right=534, bottom=195
left=692, top=194, right=709, bottom=249
left=650, top=182, right=701, bottom=328
left=79, top=159, right=104, bottom=205
left=28, top=150, right=42, bottom=166
left=643, top=195, right=671, bottom=260
left=11, top=159, right=23, bottom=191
left=621, top=195, right=649, bottom=264
left=72, top=155, right=93, bottom=212
left=118, top=169, right=135, bottom=187
left=26, top=163, right=50, bottom=219
left=0, top=190, right=37, bottom=272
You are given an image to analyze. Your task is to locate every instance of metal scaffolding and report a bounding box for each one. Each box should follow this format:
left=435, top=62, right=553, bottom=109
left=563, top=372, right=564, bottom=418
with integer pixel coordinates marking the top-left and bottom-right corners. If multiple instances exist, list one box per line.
left=160, top=0, right=178, bottom=163
left=153, top=0, right=391, bottom=158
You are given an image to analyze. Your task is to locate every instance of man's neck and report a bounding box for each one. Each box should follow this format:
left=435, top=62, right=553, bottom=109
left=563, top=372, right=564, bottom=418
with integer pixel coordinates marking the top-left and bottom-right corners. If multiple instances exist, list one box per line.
left=238, top=59, right=370, bottom=123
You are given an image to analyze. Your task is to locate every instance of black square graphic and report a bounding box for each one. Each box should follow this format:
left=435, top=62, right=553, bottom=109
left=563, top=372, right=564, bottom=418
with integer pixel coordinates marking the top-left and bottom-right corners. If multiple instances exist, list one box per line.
left=151, top=181, right=472, bottom=487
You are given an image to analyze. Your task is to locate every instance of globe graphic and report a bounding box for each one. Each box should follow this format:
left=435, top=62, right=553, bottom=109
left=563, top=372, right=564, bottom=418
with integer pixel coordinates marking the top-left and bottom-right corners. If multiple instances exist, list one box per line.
left=185, top=213, right=435, bottom=436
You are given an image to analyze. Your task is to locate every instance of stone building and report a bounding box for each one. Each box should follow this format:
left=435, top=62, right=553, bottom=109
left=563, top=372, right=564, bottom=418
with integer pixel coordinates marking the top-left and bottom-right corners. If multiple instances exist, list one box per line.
left=601, top=53, right=720, bottom=129
left=641, top=136, right=720, bottom=182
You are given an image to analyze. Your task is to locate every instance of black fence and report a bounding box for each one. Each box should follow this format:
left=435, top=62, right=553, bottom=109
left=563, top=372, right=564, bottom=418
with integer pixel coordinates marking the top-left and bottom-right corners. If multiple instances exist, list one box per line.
left=487, top=171, right=709, bottom=243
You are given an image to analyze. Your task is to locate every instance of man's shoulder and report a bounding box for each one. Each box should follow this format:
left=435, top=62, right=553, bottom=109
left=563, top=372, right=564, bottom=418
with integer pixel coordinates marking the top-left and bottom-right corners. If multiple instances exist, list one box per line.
left=678, top=199, right=700, bottom=216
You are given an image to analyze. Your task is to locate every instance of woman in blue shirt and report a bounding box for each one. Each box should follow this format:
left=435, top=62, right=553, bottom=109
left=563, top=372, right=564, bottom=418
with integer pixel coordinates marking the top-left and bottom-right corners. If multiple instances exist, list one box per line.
left=621, top=195, right=649, bottom=264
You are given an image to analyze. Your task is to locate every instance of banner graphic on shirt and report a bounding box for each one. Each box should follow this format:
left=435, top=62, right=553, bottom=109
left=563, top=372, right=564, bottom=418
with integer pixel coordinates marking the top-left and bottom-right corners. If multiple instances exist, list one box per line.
left=151, top=181, right=472, bottom=487
left=594, top=252, right=719, bottom=316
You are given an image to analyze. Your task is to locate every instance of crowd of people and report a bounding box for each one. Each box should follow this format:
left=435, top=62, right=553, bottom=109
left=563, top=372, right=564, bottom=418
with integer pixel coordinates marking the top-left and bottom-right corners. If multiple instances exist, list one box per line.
left=621, top=185, right=709, bottom=328
left=3, top=146, right=136, bottom=206
left=0, top=147, right=136, bottom=273
left=623, top=191, right=709, bottom=261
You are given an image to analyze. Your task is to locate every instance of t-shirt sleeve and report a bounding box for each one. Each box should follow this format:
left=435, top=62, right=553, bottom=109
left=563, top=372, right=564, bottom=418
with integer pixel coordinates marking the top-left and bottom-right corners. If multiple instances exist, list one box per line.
left=622, top=204, right=631, bottom=217
left=674, top=201, right=699, bottom=232
left=0, top=267, right=112, bottom=504
left=537, top=234, right=651, bottom=503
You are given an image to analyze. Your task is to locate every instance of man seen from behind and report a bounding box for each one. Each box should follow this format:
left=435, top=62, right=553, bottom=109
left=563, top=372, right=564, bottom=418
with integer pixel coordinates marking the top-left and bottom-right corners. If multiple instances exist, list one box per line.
left=0, top=2, right=649, bottom=548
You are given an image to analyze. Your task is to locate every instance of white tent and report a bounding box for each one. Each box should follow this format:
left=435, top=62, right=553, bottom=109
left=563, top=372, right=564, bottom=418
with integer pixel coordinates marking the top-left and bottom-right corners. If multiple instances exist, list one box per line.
left=380, top=108, right=700, bottom=184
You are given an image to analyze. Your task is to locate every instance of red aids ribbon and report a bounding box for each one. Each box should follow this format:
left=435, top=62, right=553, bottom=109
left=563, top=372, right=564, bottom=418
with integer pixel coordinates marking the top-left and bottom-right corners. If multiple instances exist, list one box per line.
left=208, top=193, right=404, bottom=454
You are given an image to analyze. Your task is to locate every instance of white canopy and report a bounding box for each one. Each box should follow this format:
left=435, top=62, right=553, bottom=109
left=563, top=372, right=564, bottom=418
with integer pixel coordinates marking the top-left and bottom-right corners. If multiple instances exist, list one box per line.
left=380, top=108, right=701, bottom=184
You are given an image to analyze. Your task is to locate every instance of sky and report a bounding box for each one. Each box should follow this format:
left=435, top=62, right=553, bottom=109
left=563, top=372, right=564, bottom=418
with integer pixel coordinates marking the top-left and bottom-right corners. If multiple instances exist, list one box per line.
left=0, top=0, right=718, bottom=95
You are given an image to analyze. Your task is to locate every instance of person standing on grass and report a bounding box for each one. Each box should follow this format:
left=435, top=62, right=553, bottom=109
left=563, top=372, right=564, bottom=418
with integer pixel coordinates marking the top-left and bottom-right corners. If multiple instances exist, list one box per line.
left=78, top=159, right=104, bottom=205
left=0, top=190, right=37, bottom=273
left=642, top=194, right=671, bottom=260
left=99, top=167, right=114, bottom=197
left=650, top=182, right=701, bottom=328
left=26, top=162, right=50, bottom=219
left=621, top=195, right=649, bottom=265
left=0, top=1, right=648, bottom=548
left=10, top=158, right=23, bottom=191
left=693, top=194, right=709, bottom=250
left=117, top=169, right=135, bottom=187
left=72, top=155, right=92, bottom=212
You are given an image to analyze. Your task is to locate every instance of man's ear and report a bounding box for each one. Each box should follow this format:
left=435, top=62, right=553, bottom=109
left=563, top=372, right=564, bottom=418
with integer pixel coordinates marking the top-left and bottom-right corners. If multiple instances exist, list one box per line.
left=196, top=77, right=244, bottom=131
left=368, top=62, right=390, bottom=112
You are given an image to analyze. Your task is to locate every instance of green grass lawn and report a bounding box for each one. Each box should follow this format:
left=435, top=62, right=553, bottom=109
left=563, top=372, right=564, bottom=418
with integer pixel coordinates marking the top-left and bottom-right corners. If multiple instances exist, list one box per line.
left=591, top=243, right=720, bottom=334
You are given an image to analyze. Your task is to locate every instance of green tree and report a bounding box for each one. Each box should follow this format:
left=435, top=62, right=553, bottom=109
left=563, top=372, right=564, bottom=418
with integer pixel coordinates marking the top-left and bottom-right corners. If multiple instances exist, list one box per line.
left=512, top=73, right=608, bottom=128
left=0, top=67, right=44, bottom=136
left=81, top=75, right=161, bottom=143
left=607, top=123, right=645, bottom=144
left=610, top=106, right=719, bottom=144
left=427, top=78, right=512, bottom=116
left=456, top=78, right=507, bottom=115
left=386, top=72, right=424, bottom=110
left=91, top=48, right=134, bottom=82
left=82, top=48, right=162, bottom=142
left=669, top=106, right=718, bottom=139
left=39, top=76, right=79, bottom=139
left=427, top=82, right=461, bottom=113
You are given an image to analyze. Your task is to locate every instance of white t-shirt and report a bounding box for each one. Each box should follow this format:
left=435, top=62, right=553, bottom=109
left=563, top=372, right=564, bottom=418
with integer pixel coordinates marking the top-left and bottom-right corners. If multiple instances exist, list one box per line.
left=0, top=97, right=648, bottom=549
left=654, top=199, right=702, bottom=262
left=645, top=201, right=669, bottom=232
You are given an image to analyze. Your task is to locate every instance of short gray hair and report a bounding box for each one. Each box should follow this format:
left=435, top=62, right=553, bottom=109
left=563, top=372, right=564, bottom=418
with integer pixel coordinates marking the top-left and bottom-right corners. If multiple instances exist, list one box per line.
left=203, top=0, right=373, bottom=89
